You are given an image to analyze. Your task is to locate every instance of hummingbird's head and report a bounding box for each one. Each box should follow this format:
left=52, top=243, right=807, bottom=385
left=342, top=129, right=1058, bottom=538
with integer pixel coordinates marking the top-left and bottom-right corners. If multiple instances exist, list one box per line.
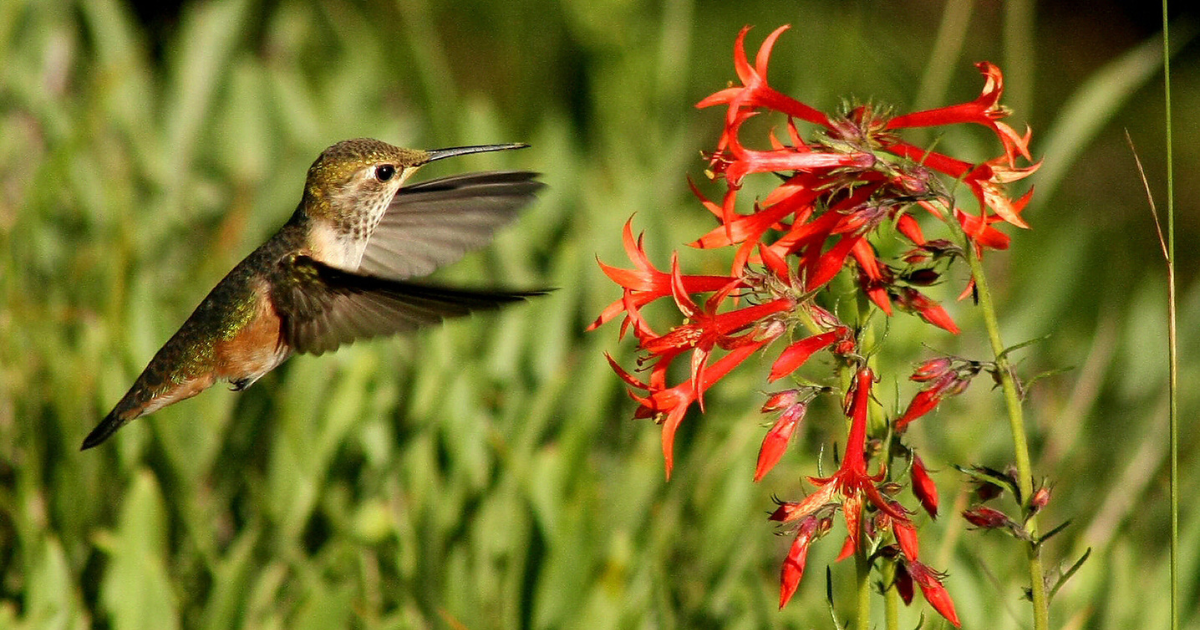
left=303, top=138, right=426, bottom=228
left=300, top=138, right=529, bottom=269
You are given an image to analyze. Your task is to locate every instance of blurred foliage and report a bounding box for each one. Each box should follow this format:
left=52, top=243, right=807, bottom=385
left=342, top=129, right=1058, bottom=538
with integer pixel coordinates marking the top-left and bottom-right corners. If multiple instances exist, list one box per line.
left=0, top=0, right=1198, bottom=628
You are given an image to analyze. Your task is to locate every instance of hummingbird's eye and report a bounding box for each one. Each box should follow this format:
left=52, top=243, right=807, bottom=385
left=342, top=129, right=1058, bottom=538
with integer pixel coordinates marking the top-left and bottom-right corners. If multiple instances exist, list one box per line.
left=374, top=164, right=397, bottom=182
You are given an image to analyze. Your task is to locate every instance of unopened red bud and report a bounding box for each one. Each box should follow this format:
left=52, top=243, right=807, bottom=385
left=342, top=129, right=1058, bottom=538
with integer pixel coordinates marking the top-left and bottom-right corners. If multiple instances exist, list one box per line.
left=809, top=305, right=842, bottom=330
left=896, top=213, right=926, bottom=245
left=892, top=517, right=921, bottom=561
left=903, top=268, right=942, bottom=286
left=962, top=505, right=1014, bottom=529
left=974, top=481, right=1003, bottom=501
left=920, top=239, right=958, bottom=256
left=1031, top=485, right=1051, bottom=513
left=761, top=390, right=803, bottom=413
left=912, top=357, right=954, bottom=382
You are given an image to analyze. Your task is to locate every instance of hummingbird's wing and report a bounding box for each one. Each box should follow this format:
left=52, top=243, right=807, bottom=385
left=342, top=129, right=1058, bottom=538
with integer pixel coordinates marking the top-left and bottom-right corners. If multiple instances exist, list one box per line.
left=275, top=254, right=546, bottom=355
left=357, top=171, right=543, bottom=280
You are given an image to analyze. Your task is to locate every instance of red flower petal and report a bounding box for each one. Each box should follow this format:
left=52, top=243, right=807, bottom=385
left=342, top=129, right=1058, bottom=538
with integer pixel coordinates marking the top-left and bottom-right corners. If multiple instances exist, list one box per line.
left=910, top=453, right=940, bottom=518
left=896, top=389, right=941, bottom=431
left=896, top=213, right=925, bottom=245
left=892, top=517, right=921, bottom=560
left=908, top=562, right=961, bottom=627
left=768, top=331, right=840, bottom=382
left=754, top=402, right=807, bottom=482
left=778, top=516, right=822, bottom=608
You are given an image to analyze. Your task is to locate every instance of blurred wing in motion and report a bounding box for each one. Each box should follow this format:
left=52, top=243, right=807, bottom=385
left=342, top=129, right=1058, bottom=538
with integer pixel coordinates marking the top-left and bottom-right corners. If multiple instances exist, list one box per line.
left=275, top=254, right=546, bottom=355
left=358, top=171, right=543, bottom=280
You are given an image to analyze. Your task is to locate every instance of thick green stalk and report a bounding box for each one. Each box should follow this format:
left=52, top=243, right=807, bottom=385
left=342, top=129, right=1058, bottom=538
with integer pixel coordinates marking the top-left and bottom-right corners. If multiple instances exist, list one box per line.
left=961, top=237, right=1050, bottom=630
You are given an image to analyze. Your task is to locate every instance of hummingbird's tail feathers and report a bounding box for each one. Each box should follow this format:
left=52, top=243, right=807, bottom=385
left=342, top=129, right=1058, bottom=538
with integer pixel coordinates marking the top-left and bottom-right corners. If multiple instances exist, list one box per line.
left=81, top=410, right=128, bottom=450
left=277, top=254, right=550, bottom=355
left=83, top=353, right=217, bottom=449
left=359, top=172, right=544, bottom=280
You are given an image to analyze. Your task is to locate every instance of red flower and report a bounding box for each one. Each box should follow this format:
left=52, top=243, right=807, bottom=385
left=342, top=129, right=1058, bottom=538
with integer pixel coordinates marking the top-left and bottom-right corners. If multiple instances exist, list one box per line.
left=892, top=287, right=959, bottom=334
left=906, top=561, right=961, bottom=627
left=689, top=176, right=820, bottom=275
left=768, top=326, right=851, bottom=382
left=697, top=24, right=1037, bottom=266
left=606, top=338, right=771, bottom=479
left=754, top=389, right=811, bottom=482
left=696, top=25, right=831, bottom=133
left=777, top=514, right=833, bottom=608
left=636, top=257, right=792, bottom=410
left=910, top=453, right=939, bottom=518
left=709, top=111, right=876, bottom=187
left=771, top=369, right=906, bottom=542
left=590, top=219, right=737, bottom=332
left=886, top=61, right=1032, bottom=167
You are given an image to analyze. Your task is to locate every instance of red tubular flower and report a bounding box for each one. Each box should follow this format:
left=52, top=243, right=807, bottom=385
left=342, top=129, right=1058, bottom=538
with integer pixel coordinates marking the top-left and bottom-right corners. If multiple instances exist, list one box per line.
left=910, top=453, right=939, bottom=518
left=896, top=389, right=941, bottom=430
left=713, top=112, right=877, bottom=187
left=772, top=370, right=905, bottom=528
left=608, top=338, right=771, bottom=479
left=769, top=369, right=936, bottom=609
left=778, top=515, right=830, bottom=608
left=886, top=61, right=1031, bottom=167
left=892, top=287, right=959, bottom=334
left=696, top=25, right=832, bottom=131
left=590, top=219, right=738, bottom=332
left=906, top=561, right=961, bottom=627
left=768, top=328, right=846, bottom=381
left=690, top=176, right=821, bottom=275
left=640, top=257, right=793, bottom=409
left=754, top=390, right=809, bottom=482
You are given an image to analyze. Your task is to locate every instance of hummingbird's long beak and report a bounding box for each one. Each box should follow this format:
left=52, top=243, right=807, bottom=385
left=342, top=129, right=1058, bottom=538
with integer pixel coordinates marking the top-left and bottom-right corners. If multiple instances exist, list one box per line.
left=423, top=143, right=529, bottom=165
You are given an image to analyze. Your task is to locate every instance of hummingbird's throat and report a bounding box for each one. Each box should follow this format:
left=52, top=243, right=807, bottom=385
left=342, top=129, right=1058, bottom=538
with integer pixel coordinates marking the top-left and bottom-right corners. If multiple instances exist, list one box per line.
left=331, top=195, right=391, bottom=269
left=316, top=172, right=409, bottom=270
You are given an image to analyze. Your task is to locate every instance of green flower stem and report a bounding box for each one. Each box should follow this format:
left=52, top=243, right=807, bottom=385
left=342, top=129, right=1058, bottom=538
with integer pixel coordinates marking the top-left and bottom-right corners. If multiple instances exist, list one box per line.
left=855, top=543, right=872, bottom=630
left=883, top=560, right=900, bottom=630
left=960, top=234, right=1050, bottom=630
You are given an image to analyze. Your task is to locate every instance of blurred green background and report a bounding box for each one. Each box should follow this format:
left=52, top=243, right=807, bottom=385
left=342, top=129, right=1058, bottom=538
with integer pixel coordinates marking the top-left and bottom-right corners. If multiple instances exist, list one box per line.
left=1, top=0, right=1198, bottom=628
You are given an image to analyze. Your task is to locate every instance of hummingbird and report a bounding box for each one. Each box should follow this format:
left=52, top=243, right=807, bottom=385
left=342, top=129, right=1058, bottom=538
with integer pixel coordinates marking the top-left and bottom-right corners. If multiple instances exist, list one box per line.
left=83, top=138, right=546, bottom=450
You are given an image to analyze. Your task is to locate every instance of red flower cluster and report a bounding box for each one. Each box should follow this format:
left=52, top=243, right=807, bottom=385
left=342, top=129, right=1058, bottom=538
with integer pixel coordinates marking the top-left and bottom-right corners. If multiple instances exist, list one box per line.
left=766, top=369, right=958, bottom=625
left=591, top=24, right=1037, bottom=627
